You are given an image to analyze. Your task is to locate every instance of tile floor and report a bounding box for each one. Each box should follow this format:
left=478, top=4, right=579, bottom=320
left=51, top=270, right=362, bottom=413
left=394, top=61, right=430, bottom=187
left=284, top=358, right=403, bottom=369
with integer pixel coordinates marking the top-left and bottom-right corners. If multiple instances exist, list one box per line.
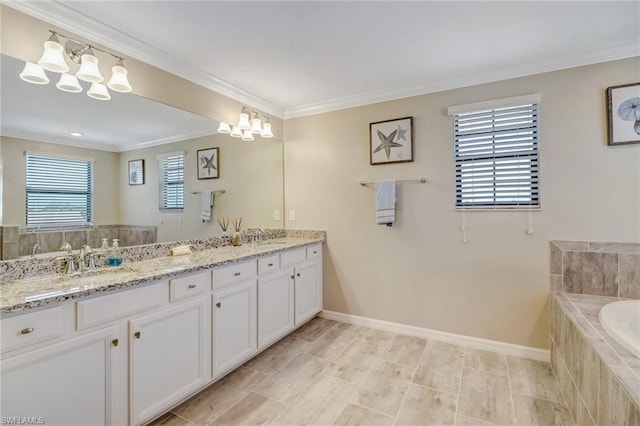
left=151, top=317, right=574, bottom=425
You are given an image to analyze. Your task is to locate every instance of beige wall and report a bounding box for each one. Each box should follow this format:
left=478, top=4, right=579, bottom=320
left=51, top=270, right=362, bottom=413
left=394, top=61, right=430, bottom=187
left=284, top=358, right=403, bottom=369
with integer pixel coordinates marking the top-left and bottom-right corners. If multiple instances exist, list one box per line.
left=1, top=136, right=120, bottom=226
left=119, top=134, right=283, bottom=242
left=283, top=58, right=640, bottom=349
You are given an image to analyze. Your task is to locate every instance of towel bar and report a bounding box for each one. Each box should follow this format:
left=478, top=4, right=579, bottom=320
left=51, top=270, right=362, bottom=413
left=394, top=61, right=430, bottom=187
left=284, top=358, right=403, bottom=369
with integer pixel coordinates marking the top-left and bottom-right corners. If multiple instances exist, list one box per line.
left=190, top=190, right=226, bottom=194
left=359, top=178, right=426, bottom=186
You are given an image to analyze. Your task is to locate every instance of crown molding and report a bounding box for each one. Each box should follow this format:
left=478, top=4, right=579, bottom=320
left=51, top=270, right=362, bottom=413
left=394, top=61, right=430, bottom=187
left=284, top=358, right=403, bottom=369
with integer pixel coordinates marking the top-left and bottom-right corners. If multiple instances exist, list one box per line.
left=117, top=129, right=218, bottom=153
left=4, top=0, right=286, bottom=119
left=284, top=39, right=640, bottom=119
left=1, top=127, right=119, bottom=153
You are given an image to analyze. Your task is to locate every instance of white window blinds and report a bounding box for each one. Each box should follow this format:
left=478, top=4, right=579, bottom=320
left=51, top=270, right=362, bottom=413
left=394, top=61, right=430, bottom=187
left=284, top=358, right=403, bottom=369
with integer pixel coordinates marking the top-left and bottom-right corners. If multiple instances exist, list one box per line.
left=453, top=101, right=540, bottom=209
left=158, top=152, right=184, bottom=210
left=26, top=154, right=94, bottom=229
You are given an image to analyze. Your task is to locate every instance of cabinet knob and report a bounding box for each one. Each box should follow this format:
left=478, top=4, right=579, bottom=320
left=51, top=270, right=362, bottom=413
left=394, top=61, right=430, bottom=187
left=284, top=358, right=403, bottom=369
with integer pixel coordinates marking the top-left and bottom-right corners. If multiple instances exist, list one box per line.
left=20, top=327, right=34, bottom=335
left=216, top=302, right=221, bottom=308
left=134, top=331, right=141, bottom=339
left=112, top=338, right=119, bottom=347
left=296, top=273, right=301, bottom=277
left=290, top=275, right=295, bottom=279
left=188, top=284, right=196, bottom=289
left=268, top=263, right=273, bottom=267
left=234, top=272, right=241, bottom=276
left=313, top=251, right=317, bottom=254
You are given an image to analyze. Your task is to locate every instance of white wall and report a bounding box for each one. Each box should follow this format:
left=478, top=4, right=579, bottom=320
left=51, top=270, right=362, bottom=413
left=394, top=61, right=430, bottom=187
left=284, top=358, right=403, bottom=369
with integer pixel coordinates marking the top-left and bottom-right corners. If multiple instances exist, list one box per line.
left=118, top=134, right=283, bottom=242
left=283, top=58, right=640, bottom=349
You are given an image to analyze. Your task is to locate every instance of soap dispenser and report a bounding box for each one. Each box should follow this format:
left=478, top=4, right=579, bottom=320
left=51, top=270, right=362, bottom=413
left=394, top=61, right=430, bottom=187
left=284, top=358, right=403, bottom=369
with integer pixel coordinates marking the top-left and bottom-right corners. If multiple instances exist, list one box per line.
left=101, top=238, right=109, bottom=251
left=107, top=239, right=123, bottom=266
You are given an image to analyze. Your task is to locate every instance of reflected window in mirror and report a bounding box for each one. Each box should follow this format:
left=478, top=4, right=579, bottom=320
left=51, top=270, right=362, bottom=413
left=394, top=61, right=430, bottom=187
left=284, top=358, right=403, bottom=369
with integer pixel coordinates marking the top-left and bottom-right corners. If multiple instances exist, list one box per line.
left=158, top=151, right=184, bottom=211
left=26, top=153, right=94, bottom=230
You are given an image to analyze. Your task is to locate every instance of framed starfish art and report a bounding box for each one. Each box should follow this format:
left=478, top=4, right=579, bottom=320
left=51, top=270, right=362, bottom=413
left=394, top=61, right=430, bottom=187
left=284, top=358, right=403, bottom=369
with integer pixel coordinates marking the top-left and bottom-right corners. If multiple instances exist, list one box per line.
left=197, top=147, right=219, bottom=179
left=607, top=82, right=640, bottom=145
left=369, top=116, right=413, bottom=165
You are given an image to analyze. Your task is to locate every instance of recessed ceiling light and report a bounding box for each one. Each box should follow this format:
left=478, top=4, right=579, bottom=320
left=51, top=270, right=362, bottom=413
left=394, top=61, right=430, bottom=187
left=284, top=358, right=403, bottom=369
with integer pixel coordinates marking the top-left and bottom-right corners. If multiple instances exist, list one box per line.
left=69, top=131, right=83, bottom=137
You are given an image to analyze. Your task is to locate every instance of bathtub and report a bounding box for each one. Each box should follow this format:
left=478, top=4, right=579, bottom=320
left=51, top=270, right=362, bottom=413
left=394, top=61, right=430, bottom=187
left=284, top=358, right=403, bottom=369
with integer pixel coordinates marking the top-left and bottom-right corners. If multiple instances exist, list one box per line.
left=599, top=299, right=640, bottom=358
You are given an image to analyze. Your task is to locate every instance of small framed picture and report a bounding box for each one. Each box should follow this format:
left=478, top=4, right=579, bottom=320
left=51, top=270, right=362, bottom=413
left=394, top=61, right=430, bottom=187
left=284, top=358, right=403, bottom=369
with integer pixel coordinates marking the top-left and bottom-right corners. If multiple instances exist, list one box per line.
left=197, top=147, right=219, bottom=179
left=607, top=82, right=640, bottom=146
left=128, top=159, right=144, bottom=185
left=370, top=116, right=413, bottom=165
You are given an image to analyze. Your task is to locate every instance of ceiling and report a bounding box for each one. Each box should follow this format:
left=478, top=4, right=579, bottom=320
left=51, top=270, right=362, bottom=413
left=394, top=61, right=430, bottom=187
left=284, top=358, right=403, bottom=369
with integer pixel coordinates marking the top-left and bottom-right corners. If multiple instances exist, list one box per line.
left=6, top=1, right=640, bottom=120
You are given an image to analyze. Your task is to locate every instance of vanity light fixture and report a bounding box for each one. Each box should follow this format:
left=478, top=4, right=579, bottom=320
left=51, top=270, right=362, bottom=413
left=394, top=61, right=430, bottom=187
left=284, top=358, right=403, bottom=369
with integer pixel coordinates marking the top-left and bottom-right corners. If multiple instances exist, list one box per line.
left=19, top=30, right=133, bottom=101
left=69, top=131, right=84, bottom=137
left=218, top=107, right=274, bottom=139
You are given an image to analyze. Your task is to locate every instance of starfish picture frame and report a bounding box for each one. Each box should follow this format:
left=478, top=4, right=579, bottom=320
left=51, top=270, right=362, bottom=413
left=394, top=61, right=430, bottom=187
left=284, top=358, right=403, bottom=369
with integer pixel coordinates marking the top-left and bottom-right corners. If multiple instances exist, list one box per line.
left=128, top=159, right=144, bottom=185
left=197, top=147, right=219, bottom=179
left=606, top=82, right=640, bottom=146
left=369, top=116, right=413, bottom=165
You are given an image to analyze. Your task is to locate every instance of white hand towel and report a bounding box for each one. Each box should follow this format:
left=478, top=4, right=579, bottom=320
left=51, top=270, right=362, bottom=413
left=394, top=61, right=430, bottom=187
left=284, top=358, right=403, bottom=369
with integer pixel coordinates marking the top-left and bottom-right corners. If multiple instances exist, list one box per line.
left=200, top=191, right=213, bottom=222
left=375, top=180, right=396, bottom=227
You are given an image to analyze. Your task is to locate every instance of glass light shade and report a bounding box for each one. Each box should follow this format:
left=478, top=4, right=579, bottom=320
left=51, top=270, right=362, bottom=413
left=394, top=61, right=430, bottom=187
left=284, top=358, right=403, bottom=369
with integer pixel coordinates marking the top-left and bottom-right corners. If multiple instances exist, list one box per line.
left=76, top=53, right=103, bottom=83
left=87, top=83, right=111, bottom=100
left=242, top=130, right=255, bottom=141
left=230, top=126, right=243, bottom=138
left=217, top=122, right=231, bottom=134
left=38, top=39, right=69, bottom=73
left=260, top=122, right=274, bottom=138
left=237, top=110, right=251, bottom=130
left=250, top=116, right=262, bottom=134
left=107, top=64, right=132, bottom=92
left=19, top=62, right=49, bottom=84
left=56, top=73, right=83, bottom=93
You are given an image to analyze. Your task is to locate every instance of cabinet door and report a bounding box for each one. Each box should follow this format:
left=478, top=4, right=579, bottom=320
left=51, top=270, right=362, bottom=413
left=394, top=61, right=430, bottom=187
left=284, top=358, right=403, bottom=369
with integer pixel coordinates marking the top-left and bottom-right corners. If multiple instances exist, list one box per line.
left=130, top=297, right=211, bottom=425
left=1, top=326, right=120, bottom=426
left=294, top=259, right=322, bottom=325
left=258, top=269, right=294, bottom=350
left=213, top=280, right=257, bottom=376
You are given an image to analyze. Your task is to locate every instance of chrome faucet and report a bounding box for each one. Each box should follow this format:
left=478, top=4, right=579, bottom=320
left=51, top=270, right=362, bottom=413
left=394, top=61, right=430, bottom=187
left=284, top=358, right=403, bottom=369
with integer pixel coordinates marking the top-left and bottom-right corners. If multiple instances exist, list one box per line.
left=31, top=243, right=41, bottom=258
left=60, top=242, right=72, bottom=254
left=79, top=244, right=93, bottom=272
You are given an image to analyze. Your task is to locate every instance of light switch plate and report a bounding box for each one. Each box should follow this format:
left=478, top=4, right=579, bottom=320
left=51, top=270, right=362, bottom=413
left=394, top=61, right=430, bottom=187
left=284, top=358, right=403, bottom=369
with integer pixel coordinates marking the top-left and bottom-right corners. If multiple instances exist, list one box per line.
left=273, top=210, right=281, bottom=221
left=289, top=210, right=296, bottom=221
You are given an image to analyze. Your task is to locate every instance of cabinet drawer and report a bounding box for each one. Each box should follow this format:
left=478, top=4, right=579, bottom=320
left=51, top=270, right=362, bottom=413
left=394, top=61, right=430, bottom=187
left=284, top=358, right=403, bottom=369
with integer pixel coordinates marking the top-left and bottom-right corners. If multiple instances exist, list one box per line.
left=170, top=272, right=211, bottom=302
left=258, top=255, right=279, bottom=275
left=306, top=244, right=322, bottom=260
left=280, top=248, right=306, bottom=267
left=1, top=307, right=64, bottom=353
left=212, top=260, right=257, bottom=289
left=77, top=283, right=165, bottom=330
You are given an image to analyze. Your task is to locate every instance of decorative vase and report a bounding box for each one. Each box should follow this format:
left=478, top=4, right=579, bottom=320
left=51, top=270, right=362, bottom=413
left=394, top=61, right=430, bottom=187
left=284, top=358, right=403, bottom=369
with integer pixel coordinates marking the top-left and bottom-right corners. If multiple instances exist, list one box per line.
left=230, top=232, right=241, bottom=246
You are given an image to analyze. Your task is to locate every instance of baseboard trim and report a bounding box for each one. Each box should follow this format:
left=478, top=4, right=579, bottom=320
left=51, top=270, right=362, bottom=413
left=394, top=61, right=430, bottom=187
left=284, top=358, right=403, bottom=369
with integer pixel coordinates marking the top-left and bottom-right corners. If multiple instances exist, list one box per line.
left=319, top=310, right=549, bottom=362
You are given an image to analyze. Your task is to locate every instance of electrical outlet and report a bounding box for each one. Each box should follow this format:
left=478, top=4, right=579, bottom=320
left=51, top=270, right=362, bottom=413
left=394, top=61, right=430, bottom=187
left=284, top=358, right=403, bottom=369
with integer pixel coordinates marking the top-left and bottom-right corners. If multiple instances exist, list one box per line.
left=289, top=209, right=296, bottom=221
left=273, top=209, right=281, bottom=221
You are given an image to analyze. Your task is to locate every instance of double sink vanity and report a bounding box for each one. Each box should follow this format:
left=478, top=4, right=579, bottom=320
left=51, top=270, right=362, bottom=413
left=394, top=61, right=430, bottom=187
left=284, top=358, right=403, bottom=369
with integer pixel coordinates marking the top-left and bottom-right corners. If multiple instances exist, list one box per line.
left=0, top=233, right=324, bottom=425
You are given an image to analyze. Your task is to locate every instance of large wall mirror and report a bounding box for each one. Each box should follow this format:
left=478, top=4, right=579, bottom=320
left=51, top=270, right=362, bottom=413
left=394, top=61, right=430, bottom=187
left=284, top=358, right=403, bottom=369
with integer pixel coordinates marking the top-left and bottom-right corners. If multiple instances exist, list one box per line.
left=0, top=54, right=284, bottom=257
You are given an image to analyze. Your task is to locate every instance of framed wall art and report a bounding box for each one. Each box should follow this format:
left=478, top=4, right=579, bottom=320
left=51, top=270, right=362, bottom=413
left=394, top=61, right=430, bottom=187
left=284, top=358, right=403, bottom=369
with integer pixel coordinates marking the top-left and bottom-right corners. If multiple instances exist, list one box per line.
left=197, top=147, right=219, bottom=179
left=607, top=82, right=640, bottom=146
left=128, top=159, right=144, bottom=185
left=370, top=116, right=413, bottom=165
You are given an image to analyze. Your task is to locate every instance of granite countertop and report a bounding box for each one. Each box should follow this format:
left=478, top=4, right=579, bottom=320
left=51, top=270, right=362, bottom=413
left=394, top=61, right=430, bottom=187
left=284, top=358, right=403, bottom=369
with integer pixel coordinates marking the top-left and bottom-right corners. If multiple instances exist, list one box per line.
left=0, top=237, right=323, bottom=316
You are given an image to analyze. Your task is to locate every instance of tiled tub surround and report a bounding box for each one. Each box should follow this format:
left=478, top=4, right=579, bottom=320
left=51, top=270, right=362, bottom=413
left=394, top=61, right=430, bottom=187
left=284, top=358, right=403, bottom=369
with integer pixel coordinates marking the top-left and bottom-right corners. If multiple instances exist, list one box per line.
left=550, top=240, right=640, bottom=298
left=0, top=230, right=325, bottom=315
left=551, top=293, right=640, bottom=425
left=0, top=224, right=158, bottom=260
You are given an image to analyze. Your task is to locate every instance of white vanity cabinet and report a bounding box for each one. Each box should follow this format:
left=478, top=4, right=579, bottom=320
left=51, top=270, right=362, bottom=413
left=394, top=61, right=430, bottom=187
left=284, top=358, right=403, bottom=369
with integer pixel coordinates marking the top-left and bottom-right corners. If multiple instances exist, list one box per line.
left=1, top=323, right=120, bottom=425
left=212, top=260, right=258, bottom=377
left=257, top=268, right=295, bottom=349
left=282, top=243, right=323, bottom=326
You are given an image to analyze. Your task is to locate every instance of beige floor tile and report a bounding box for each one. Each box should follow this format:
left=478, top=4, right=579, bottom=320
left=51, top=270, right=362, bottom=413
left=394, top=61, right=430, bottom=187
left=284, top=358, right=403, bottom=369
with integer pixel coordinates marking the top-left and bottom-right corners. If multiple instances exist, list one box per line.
left=244, top=335, right=310, bottom=374
left=464, top=348, right=508, bottom=376
left=254, top=352, right=327, bottom=404
left=325, top=341, right=385, bottom=384
left=211, top=392, right=285, bottom=425
left=414, top=340, right=464, bottom=394
left=291, top=317, right=337, bottom=342
left=457, top=368, right=514, bottom=425
left=381, top=334, right=427, bottom=369
left=149, top=412, right=196, bottom=425
left=174, top=366, right=268, bottom=424
left=454, top=414, right=496, bottom=425
left=332, top=403, right=395, bottom=426
left=396, top=383, right=457, bottom=426
left=351, top=360, right=413, bottom=417
left=507, top=356, right=564, bottom=403
left=512, top=394, right=575, bottom=426
left=353, top=328, right=396, bottom=349
left=273, top=375, right=357, bottom=425
left=307, top=322, right=364, bottom=360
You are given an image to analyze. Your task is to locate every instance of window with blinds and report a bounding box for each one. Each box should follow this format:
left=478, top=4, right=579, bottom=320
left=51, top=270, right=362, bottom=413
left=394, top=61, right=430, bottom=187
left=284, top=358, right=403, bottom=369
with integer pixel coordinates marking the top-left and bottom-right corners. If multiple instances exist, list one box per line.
left=26, top=154, right=94, bottom=229
left=453, top=102, right=539, bottom=209
left=158, top=153, right=184, bottom=210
